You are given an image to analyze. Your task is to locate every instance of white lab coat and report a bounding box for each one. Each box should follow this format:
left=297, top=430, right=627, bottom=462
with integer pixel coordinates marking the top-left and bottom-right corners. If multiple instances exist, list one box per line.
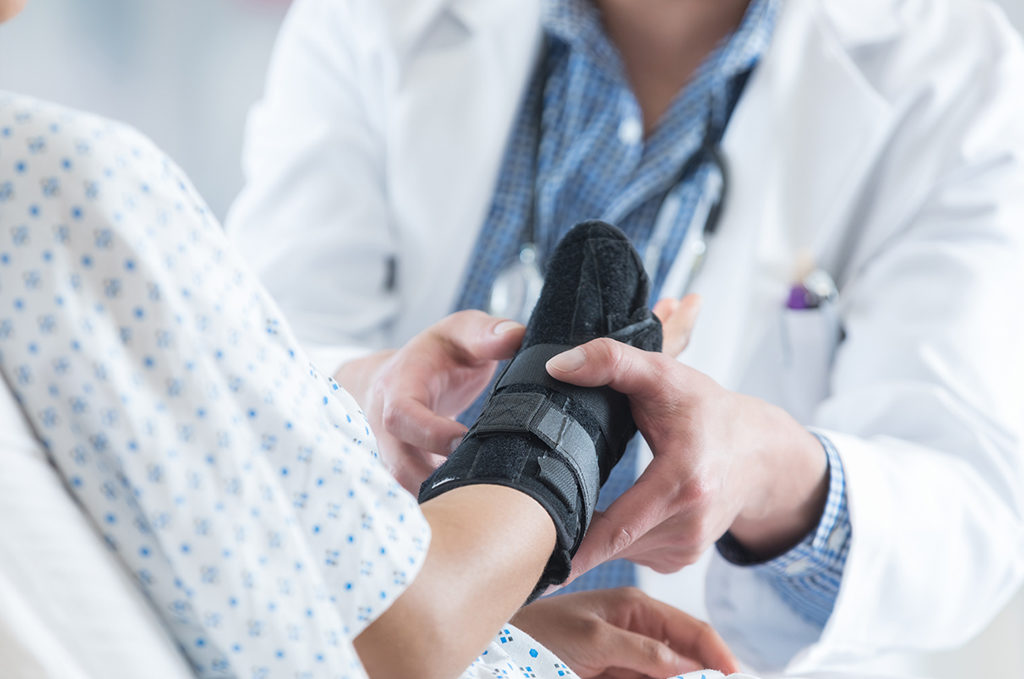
left=227, top=0, right=1024, bottom=672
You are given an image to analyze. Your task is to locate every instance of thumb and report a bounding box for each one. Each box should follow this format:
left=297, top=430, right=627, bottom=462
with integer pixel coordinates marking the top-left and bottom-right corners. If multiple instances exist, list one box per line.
left=545, top=337, right=672, bottom=401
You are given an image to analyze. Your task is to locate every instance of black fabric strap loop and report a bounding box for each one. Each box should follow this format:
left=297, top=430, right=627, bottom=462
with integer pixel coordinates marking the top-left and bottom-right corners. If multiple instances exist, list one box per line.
left=494, top=343, right=633, bottom=484
left=473, top=390, right=600, bottom=525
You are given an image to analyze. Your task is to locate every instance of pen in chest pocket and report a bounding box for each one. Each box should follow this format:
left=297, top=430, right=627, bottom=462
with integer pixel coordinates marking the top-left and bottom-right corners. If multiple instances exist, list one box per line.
left=786, top=253, right=838, bottom=310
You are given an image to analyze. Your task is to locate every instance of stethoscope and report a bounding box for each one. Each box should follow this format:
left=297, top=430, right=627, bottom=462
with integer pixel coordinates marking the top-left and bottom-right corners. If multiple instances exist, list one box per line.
left=488, top=112, right=730, bottom=325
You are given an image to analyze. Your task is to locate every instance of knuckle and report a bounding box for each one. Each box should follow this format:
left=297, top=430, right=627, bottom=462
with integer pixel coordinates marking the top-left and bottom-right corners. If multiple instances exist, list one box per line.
left=609, top=584, right=646, bottom=609
left=577, top=616, right=605, bottom=643
left=443, top=309, right=474, bottom=326
left=380, top=400, right=403, bottom=433
left=678, top=475, right=713, bottom=512
left=620, top=585, right=645, bottom=604
left=448, top=309, right=490, bottom=334
left=592, top=513, right=640, bottom=558
left=591, top=337, right=623, bottom=368
left=695, top=618, right=714, bottom=638
left=423, top=422, right=451, bottom=450
left=693, top=618, right=718, bottom=647
left=642, top=638, right=673, bottom=667
left=611, top=524, right=636, bottom=554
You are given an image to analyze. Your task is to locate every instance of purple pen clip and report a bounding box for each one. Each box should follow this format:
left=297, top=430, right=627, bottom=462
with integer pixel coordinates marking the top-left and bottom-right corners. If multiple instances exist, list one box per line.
left=786, top=284, right=812, bottom=310
left=786, top=269, right=837, bottom=310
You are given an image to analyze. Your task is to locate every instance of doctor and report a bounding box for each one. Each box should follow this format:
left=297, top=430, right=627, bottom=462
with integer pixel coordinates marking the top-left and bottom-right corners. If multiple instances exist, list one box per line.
left=227, top=0, right=1024, bottom=673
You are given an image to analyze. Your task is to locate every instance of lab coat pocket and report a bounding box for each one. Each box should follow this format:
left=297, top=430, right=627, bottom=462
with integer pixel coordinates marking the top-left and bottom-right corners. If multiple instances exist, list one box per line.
left=740, top=303, right=842, bottom=425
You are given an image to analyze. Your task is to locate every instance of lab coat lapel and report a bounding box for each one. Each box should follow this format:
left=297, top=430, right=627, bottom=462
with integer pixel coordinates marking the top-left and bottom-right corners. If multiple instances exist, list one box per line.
left=376, top=0, right=466, bottom=58
left=680, top=1, right=895, bottom=390
left=384, top=0, right=543, bottom=336
left=377, top=0, right=538, bottom=62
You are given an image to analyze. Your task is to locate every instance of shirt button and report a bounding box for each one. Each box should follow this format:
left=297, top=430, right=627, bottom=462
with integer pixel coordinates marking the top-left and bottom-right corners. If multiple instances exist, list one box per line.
left=617, top=117, right=643, bottom=145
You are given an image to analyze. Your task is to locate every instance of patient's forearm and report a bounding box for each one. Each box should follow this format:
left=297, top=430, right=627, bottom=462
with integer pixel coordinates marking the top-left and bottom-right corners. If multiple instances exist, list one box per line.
left=353, top=485, right=556, bottom=679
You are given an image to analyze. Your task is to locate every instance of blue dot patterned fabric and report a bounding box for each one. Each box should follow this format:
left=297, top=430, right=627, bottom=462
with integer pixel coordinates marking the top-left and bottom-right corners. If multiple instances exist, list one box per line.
left=0, top=91, right=436, bottom=679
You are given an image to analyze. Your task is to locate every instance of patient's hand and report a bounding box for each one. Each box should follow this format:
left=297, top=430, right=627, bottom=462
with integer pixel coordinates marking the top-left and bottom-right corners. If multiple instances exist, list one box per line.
left=336, top=311, right=524, bottom=492
left=511, top=588, right=739, bottom=678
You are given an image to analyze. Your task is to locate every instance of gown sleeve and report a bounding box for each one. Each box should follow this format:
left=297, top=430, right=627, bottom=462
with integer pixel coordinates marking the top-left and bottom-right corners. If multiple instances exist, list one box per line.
left=0, top=91, right=429, bottom=679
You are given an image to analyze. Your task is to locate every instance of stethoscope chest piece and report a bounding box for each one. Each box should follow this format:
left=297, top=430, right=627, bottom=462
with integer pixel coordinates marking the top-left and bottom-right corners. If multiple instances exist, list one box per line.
left=488, top=243, right=545, bottom=325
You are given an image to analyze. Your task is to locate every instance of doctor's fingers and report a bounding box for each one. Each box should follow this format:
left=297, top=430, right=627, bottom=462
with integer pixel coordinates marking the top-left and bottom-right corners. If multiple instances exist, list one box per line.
left=381, top=395, right=469, bottom=456
left=392, top=454, right=447, bottom=495
left=428, top=310, right=526, bottom=364
left=381, top=434, right=448, bottom=494
left=568, top=465, right=686, bottom=581
left=653, top=294, right=701, bottom=358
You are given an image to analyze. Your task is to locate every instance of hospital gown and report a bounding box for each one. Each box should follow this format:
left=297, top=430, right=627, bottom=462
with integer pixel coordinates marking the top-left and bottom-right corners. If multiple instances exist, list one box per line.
left=0, top=92, right=740, bottom=679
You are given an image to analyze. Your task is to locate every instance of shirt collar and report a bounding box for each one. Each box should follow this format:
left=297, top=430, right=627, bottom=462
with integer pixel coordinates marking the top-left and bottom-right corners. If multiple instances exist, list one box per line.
left=543, top=0, right=622, bottom=78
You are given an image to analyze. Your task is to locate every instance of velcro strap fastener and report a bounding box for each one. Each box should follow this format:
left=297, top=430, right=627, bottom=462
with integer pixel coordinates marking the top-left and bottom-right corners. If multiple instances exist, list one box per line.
left=495, top=343, right=631, bottom=455
left=474, top=391, right=600, bottom=529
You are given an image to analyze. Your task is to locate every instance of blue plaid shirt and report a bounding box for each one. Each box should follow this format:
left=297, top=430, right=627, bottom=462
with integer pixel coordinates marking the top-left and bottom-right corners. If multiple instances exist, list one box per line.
left=455, top=0, right=850, bottom=627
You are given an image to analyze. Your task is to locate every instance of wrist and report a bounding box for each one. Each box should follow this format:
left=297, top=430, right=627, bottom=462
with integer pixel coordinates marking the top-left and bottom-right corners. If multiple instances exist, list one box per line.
left=730, top=399, right=829, bottom=558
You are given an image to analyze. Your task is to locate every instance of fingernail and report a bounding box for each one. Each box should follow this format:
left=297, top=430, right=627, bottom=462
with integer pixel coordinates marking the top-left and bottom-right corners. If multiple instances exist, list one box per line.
left=547, top=347, right=585, bottom=373
left=449, top=436, right=464, bottom=454
left=494, top=320, right=524, bottom=335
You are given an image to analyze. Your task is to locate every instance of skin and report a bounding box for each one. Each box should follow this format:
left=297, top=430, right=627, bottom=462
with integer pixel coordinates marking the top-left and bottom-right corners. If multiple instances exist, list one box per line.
left=546, top=340, right=828, bottom=576
left=597, top=0, right=754, bottom=132
left=511, top=588, right=737, bottom=678
left=355, top=485, right=558, bottom=679
left=0, top=0, right=24, bottom=23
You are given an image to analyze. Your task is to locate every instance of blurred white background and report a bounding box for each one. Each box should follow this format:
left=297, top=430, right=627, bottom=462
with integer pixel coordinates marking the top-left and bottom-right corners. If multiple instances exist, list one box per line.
left=2, top=1, right=1024, bottom=677
left=0, top=0, right=289, bottom=218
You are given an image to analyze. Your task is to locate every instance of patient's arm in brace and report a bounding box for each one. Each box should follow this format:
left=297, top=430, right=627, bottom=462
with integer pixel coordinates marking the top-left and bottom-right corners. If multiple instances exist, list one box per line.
left=357, top=223, right=682, bottom=678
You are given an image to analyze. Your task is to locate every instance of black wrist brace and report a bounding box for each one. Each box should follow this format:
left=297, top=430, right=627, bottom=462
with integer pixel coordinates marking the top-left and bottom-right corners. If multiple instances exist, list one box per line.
left=418, top=221, right=662, bottom=600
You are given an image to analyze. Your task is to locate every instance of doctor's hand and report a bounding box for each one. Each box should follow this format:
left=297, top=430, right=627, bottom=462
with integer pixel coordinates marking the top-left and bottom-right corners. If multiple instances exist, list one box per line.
left=335, top=311, right=524, bottom=492
left=546, top=339, right=830, bottom=579
left=511, top=588, right=739, bottom=678
left=652, top=293, right=702, bottom=358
